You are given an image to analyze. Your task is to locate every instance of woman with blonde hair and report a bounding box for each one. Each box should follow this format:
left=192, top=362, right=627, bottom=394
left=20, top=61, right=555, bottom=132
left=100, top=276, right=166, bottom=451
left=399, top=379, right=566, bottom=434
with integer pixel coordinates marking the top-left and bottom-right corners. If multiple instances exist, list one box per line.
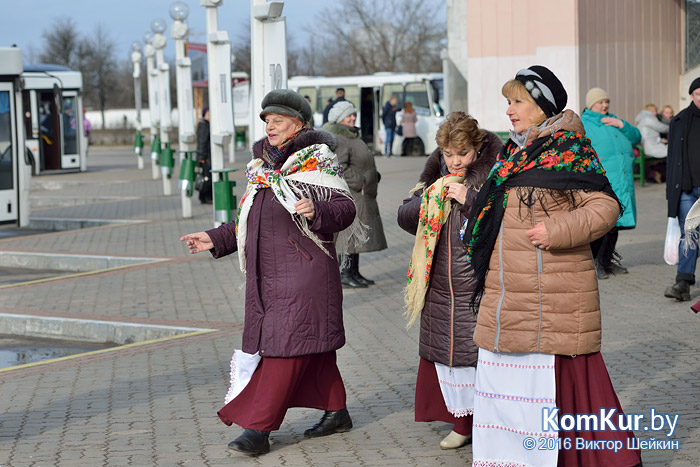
left=465, top=66, right=642, bottom=467
left=398, top=112, right=501, bottom=449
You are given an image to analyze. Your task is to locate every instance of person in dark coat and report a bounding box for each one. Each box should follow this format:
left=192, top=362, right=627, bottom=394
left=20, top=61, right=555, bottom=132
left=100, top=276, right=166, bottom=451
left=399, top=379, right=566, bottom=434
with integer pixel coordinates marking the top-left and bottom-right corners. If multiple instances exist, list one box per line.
left=323, top=100, right=387, bottom=288
left=382, top=95, right=399, bottom=156
left=322, top=88, right=345, bottom=124
left=664, top=76, right=700, bottom=301
left=398, top=112, right=501, bottom=450
left=195, top=107, right=212, bottom=204
left=181, top=90, right=363, bottom=456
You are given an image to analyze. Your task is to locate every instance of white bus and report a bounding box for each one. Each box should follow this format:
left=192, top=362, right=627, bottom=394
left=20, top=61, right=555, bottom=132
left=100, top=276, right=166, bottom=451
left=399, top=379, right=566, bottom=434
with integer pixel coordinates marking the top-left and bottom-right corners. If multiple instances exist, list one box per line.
left=288, top=72, right=444, bottom=156
left=21, top=65, right=87, bottom=174
left=0, top=47, right=30, bottom=226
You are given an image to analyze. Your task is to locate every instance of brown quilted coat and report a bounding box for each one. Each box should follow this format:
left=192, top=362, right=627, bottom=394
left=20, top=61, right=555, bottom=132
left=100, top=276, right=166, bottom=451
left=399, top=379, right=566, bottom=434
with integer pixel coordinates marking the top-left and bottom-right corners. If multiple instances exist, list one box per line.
left=398, top=131, right=501, bottom=366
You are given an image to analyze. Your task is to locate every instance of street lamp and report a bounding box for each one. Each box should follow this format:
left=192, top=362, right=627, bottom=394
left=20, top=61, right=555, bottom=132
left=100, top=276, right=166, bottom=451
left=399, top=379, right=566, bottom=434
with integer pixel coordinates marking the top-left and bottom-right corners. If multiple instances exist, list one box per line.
left=143, top=32, right=161, bottom=180
left=151, top=18, right=174, bottom=196
left=131, top=42, right=145, bottom=169
left=170, top=1, right=196, bottom=218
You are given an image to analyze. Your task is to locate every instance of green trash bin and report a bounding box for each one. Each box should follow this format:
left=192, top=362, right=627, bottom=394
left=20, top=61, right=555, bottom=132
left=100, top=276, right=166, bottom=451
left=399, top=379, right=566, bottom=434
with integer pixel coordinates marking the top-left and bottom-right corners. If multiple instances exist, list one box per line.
left=150, top=134, right=161, bottom=162
left=210, top=168, right=239, bottom=224
left=160, top=142, right=174, bottom=178
left=134, top=130, right=144, bottom=155
left=235, top=130, right=246, bottom=151
left=179, top=151, right=196, bottom=197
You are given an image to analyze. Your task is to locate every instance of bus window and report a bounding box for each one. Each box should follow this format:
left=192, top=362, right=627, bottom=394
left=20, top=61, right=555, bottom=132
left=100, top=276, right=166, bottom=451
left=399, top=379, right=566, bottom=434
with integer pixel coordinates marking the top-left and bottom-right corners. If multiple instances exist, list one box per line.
left=298, top=87, right=317, bottom=113
left=405, top=82, right=430, bottom=116
left=320, top=85, right=360, bottom=116
left=62, top=98, right=77, bottom=155
left=382, top=84, right=403, bottom=108
left=319, top=86, right=337, bottom=113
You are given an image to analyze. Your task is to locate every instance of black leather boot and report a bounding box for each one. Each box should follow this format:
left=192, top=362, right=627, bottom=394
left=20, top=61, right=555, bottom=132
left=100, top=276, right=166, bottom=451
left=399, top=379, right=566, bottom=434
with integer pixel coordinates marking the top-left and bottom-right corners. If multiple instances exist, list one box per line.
left=227, top=429, right=271, bottom=455
left=351, top=253, right=374, bottom=285
left=595, top=261, right=609, bottom=280
left=303, top=408, right=353, bottom=438
left=664, top=280, right=690, bottom=301
left=340, top=255, right=367, bottom=288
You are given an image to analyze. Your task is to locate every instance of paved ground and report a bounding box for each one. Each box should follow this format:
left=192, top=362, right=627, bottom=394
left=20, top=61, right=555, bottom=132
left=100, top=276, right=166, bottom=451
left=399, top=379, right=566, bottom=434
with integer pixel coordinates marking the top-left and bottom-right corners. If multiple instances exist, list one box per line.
left=0, top=145, right=698, bottom=467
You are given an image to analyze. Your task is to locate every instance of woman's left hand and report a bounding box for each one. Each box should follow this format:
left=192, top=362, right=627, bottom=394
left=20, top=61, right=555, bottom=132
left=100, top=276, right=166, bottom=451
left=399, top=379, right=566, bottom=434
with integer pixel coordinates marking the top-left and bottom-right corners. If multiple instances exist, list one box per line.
left=601, top=116, right=623, bottom=129
left=295, top=198, right=316, bottom=221
left=526, top=221, right=551, bottom=250
left=445, top=183, right=467, bottom=204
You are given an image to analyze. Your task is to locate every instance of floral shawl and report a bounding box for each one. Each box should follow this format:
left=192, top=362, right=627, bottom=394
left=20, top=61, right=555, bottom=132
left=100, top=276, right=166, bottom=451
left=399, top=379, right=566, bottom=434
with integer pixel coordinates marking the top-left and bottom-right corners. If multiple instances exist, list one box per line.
left=463, top=127, right=621, bottom=309
left=236, top=143, right=368, bottom=272
left=404, top=172, right=465, bottom=327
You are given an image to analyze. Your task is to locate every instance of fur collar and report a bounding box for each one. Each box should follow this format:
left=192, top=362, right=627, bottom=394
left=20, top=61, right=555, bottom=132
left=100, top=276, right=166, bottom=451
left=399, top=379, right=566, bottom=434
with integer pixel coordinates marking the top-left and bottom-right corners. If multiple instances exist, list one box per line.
left=322, top=122, right=359, bottom=139
left=418, top=130, right=502, bottom=188
left=252, top=128, right=338, bottom=160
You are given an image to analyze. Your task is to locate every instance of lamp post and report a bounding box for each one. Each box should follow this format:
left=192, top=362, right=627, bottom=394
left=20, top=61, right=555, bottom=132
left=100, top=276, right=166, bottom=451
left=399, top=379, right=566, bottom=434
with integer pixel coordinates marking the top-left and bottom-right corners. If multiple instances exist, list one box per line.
left=151, top=18, right=174, bottom=196
left=131, top=42, right=145, bottom=169
left=250, top=0, right=286, bottom=145
left=144, top=32, right=161, bottom=180
left=202, top=0, right=234, bottom=226
left=170, top=1, right=196, bottom=218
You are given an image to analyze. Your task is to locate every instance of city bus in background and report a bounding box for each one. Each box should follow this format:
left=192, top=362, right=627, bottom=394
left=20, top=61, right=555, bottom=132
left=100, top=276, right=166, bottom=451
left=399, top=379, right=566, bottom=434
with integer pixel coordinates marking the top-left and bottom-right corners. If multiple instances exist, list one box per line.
left=21, top=65, right=86, bottom=174
left=288, top=73, right=444, bottom=156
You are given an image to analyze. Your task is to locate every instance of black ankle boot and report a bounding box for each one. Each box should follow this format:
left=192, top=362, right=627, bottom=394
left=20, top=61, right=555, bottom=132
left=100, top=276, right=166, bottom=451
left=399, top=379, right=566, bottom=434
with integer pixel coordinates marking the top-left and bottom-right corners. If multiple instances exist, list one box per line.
left=303, top=408, right=353, bottom=438
left=339, top=255, right=367, bottom=288
left=228, top=429, right=271, bottom=455
left=351, top=253, right=374, bottom=285
left=664, top=280, right=690, bottom=301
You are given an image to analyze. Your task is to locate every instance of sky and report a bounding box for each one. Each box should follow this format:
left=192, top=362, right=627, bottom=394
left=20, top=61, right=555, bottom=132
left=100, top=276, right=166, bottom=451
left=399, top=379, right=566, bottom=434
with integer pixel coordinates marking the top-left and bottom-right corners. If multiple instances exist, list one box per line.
left=0, top=0, right=333, bottom=64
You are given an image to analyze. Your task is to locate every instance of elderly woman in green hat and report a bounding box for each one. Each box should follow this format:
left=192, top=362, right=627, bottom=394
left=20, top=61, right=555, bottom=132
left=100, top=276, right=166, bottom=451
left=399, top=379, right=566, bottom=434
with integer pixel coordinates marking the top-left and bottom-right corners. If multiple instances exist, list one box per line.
left=181, top=89, right=366, bottom=456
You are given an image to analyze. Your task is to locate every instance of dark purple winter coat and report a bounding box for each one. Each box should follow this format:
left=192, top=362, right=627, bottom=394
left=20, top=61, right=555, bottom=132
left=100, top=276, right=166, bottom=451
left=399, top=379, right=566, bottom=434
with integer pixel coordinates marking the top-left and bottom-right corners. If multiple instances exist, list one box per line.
left=397, top=131, right=501, bottom=367
left=206, top=130, right=356, bottom=358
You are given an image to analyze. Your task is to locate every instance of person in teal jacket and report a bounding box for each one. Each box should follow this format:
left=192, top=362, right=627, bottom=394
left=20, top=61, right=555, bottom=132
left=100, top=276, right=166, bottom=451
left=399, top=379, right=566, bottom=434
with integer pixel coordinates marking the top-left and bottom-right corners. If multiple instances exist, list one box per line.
left=581, top=87, right=641, bottom=279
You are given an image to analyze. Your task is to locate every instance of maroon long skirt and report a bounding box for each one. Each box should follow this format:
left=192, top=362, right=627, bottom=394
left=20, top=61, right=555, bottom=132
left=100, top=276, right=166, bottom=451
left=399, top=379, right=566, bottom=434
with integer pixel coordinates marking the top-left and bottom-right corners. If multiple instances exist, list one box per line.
left=415, top=357, right=473, bottom=436
left=556, top=352, right=642, bottom=467
left=217, top=351, right=347, bottom=431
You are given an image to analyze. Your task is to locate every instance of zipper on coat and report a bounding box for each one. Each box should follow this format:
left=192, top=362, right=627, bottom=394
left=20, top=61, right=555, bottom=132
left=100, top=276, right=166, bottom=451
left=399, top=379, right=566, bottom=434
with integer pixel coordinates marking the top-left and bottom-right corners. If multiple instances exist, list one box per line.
left=532, top=196, right=544, bottom=352
left=494, top=222, right=505, bottom=352
left=288, top=238, right=312, bottom=261
left=447, top=213, right=455, bottom=367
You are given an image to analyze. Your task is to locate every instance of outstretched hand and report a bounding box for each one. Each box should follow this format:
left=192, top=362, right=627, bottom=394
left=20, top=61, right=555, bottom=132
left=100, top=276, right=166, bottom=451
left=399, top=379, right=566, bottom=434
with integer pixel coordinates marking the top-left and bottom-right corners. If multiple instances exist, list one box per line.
left=180, top=231, right=213, bottom=254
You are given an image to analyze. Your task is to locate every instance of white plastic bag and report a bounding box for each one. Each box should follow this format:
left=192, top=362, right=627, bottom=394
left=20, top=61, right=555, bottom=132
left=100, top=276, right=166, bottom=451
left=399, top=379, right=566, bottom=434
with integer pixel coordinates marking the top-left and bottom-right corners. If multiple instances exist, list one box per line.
left=664, top=217, right=680, bottom=265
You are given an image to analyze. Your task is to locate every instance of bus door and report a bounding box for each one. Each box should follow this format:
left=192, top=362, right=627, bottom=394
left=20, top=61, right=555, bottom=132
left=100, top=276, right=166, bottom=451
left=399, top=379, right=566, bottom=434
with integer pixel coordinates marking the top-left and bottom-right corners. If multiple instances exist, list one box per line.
left=359, top=87, right=378, bottom=150
left=60, top=92, right=80, bottom=169
left=0, top=83, right=18, bottom=222
left=22, top=90, right=38, bottom=174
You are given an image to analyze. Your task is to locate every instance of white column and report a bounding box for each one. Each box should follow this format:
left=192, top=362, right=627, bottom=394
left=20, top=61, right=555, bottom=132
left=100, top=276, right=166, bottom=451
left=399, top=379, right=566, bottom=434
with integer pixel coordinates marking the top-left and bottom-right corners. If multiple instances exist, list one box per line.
left=171, top=3, right=196, bottom=218
left=202, top=0, right=234, bottom=226
left=250, top=0, right=287, bottom=146
left=153, top=29, right=173, bottom=196
left=144, top=42, right=161, bottom=180
left=131, top=45, right=145, bottom=169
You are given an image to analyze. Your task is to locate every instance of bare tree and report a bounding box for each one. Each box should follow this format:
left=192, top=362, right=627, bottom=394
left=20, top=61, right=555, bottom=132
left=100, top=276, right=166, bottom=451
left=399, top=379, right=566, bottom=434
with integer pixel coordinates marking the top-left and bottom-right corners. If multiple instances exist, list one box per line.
left=39, top=18, right=81, bottom=68
left=297, top=0, right=445, bottom=76
left=80, top=25, right=118, bottom=128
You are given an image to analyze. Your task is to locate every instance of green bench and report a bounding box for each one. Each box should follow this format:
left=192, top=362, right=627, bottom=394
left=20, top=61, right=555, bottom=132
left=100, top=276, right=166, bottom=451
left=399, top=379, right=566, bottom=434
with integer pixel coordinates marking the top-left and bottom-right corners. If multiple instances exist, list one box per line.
left=633, top=145, right=659, bottom=187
